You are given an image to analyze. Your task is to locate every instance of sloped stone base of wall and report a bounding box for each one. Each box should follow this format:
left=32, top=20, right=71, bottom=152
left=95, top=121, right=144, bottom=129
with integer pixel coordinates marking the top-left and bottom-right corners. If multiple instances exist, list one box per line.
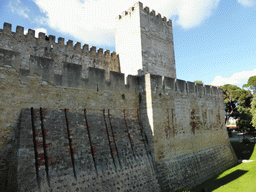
left=2, top=108, right=238, bottom=192
left=9, top=108, right=160, bottom=192
left=154, top=144, right=237, bottom=191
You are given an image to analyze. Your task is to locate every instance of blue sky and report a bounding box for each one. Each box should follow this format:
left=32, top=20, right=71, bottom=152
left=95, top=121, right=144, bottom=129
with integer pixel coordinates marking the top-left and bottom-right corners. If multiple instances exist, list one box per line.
left=0, top=0, right=256, bottom=87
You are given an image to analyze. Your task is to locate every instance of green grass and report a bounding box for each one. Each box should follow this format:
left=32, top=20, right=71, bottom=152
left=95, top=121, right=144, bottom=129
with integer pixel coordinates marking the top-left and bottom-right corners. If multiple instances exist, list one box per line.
left=177, top=141, right=256, bottom=192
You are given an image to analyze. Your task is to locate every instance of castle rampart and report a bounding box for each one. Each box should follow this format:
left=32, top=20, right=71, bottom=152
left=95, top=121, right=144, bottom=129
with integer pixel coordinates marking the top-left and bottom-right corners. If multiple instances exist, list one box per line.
left=0, top=23, right=120, bottom=79
left=0, top=45, right=237, bottom=191
left=138, top=74, right=236, bottom=190
left=0, top=2, right=237, bottom=191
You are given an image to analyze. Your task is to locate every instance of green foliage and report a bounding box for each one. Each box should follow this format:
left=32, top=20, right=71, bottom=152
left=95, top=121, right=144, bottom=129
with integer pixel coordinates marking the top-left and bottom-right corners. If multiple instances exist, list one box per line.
left=219, top=84, right=239, bottom=122
left=194, top=80, right=204, bottom=84
left=243, top=75, right=256, bottom=93
left=251, top=96, right=256, bottom=128
left=236, top=106, right=253, bottom=132
left=222, top=84, right=252, bottom=108
left=243, top=76, right=256, bottom=130
left=235, top=89, right=252, bottom=108
left=219, top=84, right=253, bottom=123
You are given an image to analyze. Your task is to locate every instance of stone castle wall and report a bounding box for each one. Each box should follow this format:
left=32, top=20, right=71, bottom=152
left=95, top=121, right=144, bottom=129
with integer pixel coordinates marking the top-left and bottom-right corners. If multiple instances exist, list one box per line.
left=0, top=47, right=237, bottom=191
left=0, top=47, right=161, bottom=191
left=0, top=23, right=120, bottom=79
left=138, top=74, right=237, bottom=191
left=16, top=108, right=160, bottom=191
left=0, top=3, right=237, bottom=190
left=0, top=27, right=147, bottom=190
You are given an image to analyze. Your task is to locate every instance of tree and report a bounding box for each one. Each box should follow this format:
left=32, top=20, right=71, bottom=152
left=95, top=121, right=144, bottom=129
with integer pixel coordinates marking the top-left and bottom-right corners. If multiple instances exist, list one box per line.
left=219, top=84, right=239, bottom=123
left=243, top=76, right=256, bottom=131
left=243, top=75, right=256, bottom=93
left=219, top=84, right=253, bottom=124
left=233, top=88, right=253, bottom=108
left=236, top=105, right=254, bottom=133
left=194, top=80, right=204, bottom=84
left=251, top=96, right=256, bottom=129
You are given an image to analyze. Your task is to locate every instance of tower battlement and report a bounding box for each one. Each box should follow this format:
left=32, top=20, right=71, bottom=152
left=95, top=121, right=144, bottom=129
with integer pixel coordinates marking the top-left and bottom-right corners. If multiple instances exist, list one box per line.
left=117, top=2, right=172, bottom=27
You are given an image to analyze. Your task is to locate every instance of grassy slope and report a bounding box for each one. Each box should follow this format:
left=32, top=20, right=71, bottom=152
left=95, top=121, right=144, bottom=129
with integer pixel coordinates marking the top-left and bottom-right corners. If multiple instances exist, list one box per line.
left=188, top=142, right=256, bottom=192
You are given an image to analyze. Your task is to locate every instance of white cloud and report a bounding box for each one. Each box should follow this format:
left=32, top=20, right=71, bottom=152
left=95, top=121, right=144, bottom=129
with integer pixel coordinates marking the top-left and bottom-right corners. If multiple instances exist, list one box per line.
left=32, top=16, right=48, bottom=26
left=157, top=0, right=221, bottom=29
left=24, top=28, right=47, bottom=38
left=31, top=0, right=220, bottom=47
left=9, top=0, right=30, bottom=19
left=238, top=0, right=256, bottom=7
left=210, top=69, right=256, bottom=87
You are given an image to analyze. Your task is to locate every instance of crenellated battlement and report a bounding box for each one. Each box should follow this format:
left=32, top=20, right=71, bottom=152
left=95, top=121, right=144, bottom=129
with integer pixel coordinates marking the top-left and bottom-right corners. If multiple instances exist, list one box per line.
left=0, top=23, right=118, bottom=58
left=0, top=23, right=120, bottom=78
left=116, top=2, right=172, bottom=27
left=0, top=43, right=220, bottom=97
left=139, top=74, right=222, bottom=97
left=0, top=22, right=218, bottom=97
left=0, top=50, right=137, bottom=93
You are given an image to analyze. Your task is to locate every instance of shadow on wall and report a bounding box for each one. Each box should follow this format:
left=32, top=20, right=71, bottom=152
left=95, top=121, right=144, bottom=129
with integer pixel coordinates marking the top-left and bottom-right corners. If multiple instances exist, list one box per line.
left=0, top=112, right=20, bottom=192
left=1, top=107, right=158, bottom=192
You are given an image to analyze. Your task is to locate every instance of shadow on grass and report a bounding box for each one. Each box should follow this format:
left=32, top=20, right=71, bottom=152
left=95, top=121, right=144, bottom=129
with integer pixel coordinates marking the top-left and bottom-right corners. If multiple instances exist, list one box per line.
left=176, top=141, right=255, bottom=192
left=188, top=169, right=248, bottom=192
left=230, top=141, right=255, bottom=160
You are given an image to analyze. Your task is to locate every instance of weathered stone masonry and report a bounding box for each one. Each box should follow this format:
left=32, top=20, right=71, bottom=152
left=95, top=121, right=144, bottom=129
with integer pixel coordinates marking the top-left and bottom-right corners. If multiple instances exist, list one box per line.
left=0, top=1, right=237, bottom=192
left=116, top=2, right=176, bottom=78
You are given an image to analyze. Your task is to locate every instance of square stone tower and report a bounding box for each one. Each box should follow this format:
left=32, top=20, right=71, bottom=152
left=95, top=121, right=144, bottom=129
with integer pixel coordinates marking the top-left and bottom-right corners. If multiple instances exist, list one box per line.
left=115, top=1, right=176, bottom=78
